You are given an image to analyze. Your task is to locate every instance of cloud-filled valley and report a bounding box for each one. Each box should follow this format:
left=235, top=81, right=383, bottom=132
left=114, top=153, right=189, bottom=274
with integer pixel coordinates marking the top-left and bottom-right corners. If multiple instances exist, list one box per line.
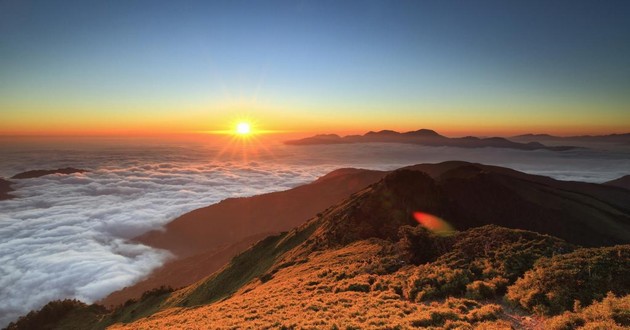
left=0, top=151, right=334, bottom=326
left=0, top=138, right=629, bottom=327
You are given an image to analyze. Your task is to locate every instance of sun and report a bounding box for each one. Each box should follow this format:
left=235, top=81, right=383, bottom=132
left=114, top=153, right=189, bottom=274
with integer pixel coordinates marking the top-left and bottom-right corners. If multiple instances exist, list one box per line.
left=235, top=122, right=251, bottom=135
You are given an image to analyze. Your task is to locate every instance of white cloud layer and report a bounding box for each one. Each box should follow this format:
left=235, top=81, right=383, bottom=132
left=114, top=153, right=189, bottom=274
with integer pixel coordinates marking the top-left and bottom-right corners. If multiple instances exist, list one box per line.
left=0, top=139, right=628, bottom=327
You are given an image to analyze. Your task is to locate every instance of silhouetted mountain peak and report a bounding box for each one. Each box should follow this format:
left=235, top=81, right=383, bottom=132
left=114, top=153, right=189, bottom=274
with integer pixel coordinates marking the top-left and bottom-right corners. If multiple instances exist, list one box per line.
left=308, top=169, right=450, bottom=249
left=312, top=133, right=341, bottom=138
left=514, top=133, right=556, bottom=138
left=364, top=129, right=400, bottom=136
left=381, top=169, right=448, bottom=213
left=11, top=167, right=87, bottom=179
left=403, top=129, right=443, bottom=137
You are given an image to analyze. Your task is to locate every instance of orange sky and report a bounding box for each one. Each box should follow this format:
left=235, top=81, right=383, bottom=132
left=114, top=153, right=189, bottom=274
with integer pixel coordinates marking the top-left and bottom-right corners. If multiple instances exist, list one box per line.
left=1, top=105, right=628, bottom=138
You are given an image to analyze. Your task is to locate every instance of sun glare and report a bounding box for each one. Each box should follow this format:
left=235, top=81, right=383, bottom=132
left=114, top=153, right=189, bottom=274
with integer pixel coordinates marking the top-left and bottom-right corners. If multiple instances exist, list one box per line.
left=236, top=122, right=251, bottom=135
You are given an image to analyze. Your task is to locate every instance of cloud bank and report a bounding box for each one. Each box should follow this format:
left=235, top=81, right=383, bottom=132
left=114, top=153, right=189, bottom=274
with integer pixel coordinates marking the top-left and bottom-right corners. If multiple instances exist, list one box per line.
left=0, top=159, right=332, bottom=326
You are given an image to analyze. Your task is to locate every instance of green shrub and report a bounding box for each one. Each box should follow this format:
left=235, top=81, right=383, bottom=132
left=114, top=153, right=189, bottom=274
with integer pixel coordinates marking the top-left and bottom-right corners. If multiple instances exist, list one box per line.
left=407, top=265, right=472, bottom=301
left=507, top=245, right=630, bottom=315
left=545, top=313, right=586, bottom=330
left=410, top=308, right=459, bottom=327
left=140, top=285, right=174, bottom=300
left=545, top=293, right=630, bottom=329
left=464, top=304, right=502, bottom=323
left=397, top=225, right=453, bottom=265
left=259, top=273, right=274, bottom=283
left=466, top=280, right=496, bottom=300
left=405, top=225, right=574, bottom=302
left=346, top=283, right=371, bottom=293
left=4, top=299, right=105, bottom=330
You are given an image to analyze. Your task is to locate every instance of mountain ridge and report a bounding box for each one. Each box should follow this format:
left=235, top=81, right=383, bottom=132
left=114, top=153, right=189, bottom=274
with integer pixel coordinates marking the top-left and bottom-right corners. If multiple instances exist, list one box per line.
left=286, top=129, right=577, bottom=151
left=511, top=132, right=630, bottom=145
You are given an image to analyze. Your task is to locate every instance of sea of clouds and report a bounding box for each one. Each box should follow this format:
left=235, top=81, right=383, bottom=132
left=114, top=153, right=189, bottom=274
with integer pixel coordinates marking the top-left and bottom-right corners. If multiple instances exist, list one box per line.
left=0, top=137, right=629, bottom=326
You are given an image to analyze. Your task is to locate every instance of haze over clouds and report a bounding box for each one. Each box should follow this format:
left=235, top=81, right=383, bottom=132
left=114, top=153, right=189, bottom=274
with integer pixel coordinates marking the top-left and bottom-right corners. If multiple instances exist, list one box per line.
left=0, top=138, right=629, bottom=326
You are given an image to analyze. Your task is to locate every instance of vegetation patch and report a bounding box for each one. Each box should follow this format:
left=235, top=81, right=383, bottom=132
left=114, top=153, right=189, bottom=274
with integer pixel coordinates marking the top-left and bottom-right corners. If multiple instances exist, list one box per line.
left=5, top=300, right=104, bottom=330
left=507, top=245, right=630, bottom=315
left=544, top=293, right=630, bottom=329
left=403, top=225, right=573, bottom=302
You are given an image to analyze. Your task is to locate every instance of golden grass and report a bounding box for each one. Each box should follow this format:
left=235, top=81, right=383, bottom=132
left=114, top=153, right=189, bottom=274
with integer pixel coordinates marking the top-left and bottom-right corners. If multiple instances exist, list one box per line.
left=108, top=241, right=510, bottom=329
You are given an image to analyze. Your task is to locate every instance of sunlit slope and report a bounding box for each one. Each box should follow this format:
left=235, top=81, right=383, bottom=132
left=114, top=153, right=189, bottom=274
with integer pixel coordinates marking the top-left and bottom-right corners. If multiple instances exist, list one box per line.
left=101, top=168, right=387, bottom=306
left=137, top=168, right=387, bottom=257
left=107, top=225, right=628, bottom=329
left=101, top=232, right=272, bottom=307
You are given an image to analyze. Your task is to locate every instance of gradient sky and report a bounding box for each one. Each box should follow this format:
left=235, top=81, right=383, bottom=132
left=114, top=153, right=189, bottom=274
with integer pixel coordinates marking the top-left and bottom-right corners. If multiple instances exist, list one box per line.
left=1, top=0, right=629, bottom=136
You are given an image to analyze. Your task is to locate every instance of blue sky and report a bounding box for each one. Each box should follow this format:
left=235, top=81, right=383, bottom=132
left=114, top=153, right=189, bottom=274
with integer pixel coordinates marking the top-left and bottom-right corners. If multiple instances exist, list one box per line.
left=1, top=0, right=629, bottom=135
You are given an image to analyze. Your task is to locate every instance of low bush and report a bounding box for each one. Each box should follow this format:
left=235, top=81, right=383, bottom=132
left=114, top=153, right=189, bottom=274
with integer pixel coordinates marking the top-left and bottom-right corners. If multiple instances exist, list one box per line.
left=140, top=285, right=174, bottom=300
left=5, top=299, right=105, bottom=330
left=545, top=293, right=630, bottom=329
left=404, top=225, right=574, bottom=302
left=507, top=245, right=630, bottom=315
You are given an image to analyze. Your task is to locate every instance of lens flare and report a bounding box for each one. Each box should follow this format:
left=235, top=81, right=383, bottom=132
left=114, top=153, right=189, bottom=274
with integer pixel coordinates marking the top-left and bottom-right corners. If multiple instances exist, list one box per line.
left=413, top=211, right=455, bottom=235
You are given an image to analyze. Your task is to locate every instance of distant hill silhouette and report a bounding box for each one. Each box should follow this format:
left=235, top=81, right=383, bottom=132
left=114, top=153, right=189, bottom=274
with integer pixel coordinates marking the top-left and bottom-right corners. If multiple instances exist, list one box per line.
left=11, top=167, right=87, bottom=179
left=0, top=178, right=14, bottom=201
left=286, top=129, right=577, bottom=151
left=605, top=175, right=630, bottom=190
left=512, top=132, right=630, bottom=144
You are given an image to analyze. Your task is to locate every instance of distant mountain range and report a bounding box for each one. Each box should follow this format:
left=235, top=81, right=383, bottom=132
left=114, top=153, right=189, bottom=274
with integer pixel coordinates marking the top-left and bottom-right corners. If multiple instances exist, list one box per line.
left=512, top=132, right=630, bottom=144
left=10, top=161, right=630, bottom=329
left=285, top=129, right=578, bottom=151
